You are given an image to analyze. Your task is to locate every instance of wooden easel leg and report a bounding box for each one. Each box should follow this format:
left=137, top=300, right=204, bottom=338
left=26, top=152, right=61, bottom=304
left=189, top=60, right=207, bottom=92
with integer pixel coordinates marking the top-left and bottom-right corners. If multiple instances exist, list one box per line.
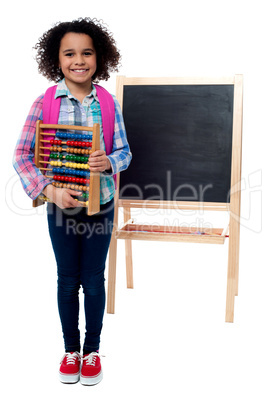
left=225, top=277, right=236, bottom=323
left=107, top=232, right=117, bottom=314
left=225, top=217, right=240, bottom=323
left=107, top=187, right=120, bottom=314
left=235, top=224, right=241, bottom=297
left=225, top=74, right=243, bottom=322
left=123, top=208, right=133, bottom=289
left=225, top=240, right=236, bottom=322
left=235, top=192, right=241, bottom=296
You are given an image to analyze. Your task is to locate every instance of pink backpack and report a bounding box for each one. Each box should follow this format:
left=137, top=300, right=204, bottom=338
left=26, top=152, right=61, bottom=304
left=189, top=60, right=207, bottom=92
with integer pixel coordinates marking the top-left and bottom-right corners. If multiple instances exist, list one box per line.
left=42, top=84, right=116, bottom=186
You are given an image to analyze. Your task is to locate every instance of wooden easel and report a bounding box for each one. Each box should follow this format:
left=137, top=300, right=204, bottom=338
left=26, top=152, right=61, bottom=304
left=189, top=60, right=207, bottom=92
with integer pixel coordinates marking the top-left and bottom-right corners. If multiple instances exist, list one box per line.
left=107, top=75, right=243, bottom=323
left=33, top=121, right=100, bottom=215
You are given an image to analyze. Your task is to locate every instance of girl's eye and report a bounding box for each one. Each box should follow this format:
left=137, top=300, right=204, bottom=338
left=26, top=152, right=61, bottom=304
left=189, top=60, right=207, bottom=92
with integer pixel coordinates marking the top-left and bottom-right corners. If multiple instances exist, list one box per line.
left=84, top=52, right=92, bottom=56
left=65, top=53, right=74, bottom=57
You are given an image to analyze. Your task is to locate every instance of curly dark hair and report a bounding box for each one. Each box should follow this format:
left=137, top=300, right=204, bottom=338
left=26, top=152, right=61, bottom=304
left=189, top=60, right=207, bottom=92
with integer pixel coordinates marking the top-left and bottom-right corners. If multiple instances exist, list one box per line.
left=34, top=18, right=121, bottom=83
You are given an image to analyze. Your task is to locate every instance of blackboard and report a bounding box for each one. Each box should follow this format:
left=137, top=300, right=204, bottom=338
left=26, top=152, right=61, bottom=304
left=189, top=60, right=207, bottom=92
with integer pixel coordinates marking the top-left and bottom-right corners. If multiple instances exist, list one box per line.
left=108, top=76, right=243, bottom=321
left=119, top=84, right=234, bottom=203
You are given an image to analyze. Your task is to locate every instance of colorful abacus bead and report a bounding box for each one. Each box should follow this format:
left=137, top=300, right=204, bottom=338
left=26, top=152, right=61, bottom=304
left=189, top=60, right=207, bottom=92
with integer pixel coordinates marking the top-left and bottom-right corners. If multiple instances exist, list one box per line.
left=82, top=193, right=89, bottom=200
left=66, top=147, right=90, bottom=155
left=50, top=161, right=63, bottom=167
left=50, top=139, right=62, bottom=145
left=53, top=175, right=90, bottom=185
left=52, top=167, right=89, bottom=177
left=56, top=133, right=92, bottom=141
left=66, top=141, right=92, bottom=147
left=65, top=154, right=89, bottom=163
left=65, top=162, right=89, bottom=170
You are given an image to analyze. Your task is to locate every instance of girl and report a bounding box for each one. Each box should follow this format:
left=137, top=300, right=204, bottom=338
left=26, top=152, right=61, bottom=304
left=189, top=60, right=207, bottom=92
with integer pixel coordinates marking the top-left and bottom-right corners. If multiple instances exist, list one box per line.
left=13, top=18, right=132, bottom=385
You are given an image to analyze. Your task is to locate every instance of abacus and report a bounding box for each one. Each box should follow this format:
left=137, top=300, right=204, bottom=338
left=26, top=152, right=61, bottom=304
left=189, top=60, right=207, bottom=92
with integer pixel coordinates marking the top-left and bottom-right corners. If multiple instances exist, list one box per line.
left=33, top=120, right=100, bottom=215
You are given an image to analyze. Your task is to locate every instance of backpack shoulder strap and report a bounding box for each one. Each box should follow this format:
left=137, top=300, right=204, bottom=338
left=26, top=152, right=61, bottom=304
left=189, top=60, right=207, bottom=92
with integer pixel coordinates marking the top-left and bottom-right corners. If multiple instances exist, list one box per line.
left=94, top=84, right=117, bottom=187
left=94, top=84, right=115, bottom=156
left=42, top=85, right=61, bottom=125
left=41, top=85, right=60, bottom=164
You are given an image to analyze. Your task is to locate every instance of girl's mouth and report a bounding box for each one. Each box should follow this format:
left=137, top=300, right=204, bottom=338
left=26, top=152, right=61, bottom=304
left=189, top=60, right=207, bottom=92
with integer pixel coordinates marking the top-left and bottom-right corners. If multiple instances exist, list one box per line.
left=71, top=69, right=89, bottom=73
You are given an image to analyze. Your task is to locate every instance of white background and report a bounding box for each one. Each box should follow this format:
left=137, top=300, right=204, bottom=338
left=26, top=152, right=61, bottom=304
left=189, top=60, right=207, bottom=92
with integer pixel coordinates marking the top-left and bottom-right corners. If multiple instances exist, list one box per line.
left=2, top=0, right=267, bottom=400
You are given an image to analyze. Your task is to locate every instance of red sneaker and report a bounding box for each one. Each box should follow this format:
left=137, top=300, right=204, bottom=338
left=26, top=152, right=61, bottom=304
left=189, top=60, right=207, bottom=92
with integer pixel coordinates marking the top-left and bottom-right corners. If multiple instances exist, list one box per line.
left=80, top=352, right=103, bottom=385
left=59, top=352, right=81, bottom=384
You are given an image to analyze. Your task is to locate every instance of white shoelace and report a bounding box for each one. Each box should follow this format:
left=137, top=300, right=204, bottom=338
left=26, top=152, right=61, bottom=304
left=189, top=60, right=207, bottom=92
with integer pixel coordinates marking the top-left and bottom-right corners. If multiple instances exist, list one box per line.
left=82, top=352, right=101, bottom=366
left=61, top=352, right=81, bottom=365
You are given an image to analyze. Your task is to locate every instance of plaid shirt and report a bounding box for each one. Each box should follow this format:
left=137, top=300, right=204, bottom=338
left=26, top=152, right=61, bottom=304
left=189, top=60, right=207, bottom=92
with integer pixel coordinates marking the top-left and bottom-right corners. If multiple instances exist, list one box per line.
left=13, top=79, right=132, bottom=204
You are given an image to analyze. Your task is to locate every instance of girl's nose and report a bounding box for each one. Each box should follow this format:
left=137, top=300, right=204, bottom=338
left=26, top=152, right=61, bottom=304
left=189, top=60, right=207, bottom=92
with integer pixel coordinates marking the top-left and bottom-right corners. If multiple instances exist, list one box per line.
left=75, top=54, right=85, bottom=64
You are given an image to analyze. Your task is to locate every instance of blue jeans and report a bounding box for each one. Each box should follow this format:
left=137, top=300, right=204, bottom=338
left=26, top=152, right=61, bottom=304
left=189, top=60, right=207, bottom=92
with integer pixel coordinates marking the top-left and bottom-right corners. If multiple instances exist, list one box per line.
left=47, top=199, right=114, bottom=354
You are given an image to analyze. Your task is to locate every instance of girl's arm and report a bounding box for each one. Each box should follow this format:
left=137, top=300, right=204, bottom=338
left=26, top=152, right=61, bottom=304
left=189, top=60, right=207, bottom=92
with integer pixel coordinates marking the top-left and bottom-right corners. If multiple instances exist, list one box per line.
left=89, top=97, right=132, bottom=173
left=12, top=95, right=53, bottom=200
left=107, top=97, right=132, bottom=174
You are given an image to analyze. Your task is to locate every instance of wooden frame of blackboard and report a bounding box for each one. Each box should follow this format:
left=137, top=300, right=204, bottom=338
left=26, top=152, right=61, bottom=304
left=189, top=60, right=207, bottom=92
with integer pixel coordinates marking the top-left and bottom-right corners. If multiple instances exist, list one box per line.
left=107, top=75, right=243, bottom=323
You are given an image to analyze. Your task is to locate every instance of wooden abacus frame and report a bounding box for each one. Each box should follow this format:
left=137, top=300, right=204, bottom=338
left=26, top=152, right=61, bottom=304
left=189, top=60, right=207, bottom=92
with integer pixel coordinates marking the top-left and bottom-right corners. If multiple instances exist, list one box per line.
left=33, top=120, right=100, bottom=215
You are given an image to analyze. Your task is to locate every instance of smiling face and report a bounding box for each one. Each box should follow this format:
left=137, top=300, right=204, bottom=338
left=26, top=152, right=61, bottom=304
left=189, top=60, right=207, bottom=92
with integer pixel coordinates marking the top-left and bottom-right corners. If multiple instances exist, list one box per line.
left=58, top=32, right=97, bottom=93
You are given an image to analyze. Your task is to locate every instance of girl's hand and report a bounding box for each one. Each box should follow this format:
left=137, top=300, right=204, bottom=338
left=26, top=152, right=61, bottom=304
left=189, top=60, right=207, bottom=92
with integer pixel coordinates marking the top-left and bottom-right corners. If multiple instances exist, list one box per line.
left=89, top=150, right=111, bottom=172
left=43, top=185, right=82, bottom=209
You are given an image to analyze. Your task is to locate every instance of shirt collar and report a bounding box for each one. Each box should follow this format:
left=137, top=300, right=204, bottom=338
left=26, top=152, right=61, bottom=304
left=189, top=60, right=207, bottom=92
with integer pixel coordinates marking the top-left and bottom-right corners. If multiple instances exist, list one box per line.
left=55, top=79, right=98, bottom=102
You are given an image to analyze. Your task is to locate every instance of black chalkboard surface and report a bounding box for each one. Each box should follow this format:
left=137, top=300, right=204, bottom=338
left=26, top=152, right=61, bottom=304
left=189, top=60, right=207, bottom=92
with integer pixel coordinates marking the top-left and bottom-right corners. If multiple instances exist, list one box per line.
left=119, top=84, right=234, bottom=203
